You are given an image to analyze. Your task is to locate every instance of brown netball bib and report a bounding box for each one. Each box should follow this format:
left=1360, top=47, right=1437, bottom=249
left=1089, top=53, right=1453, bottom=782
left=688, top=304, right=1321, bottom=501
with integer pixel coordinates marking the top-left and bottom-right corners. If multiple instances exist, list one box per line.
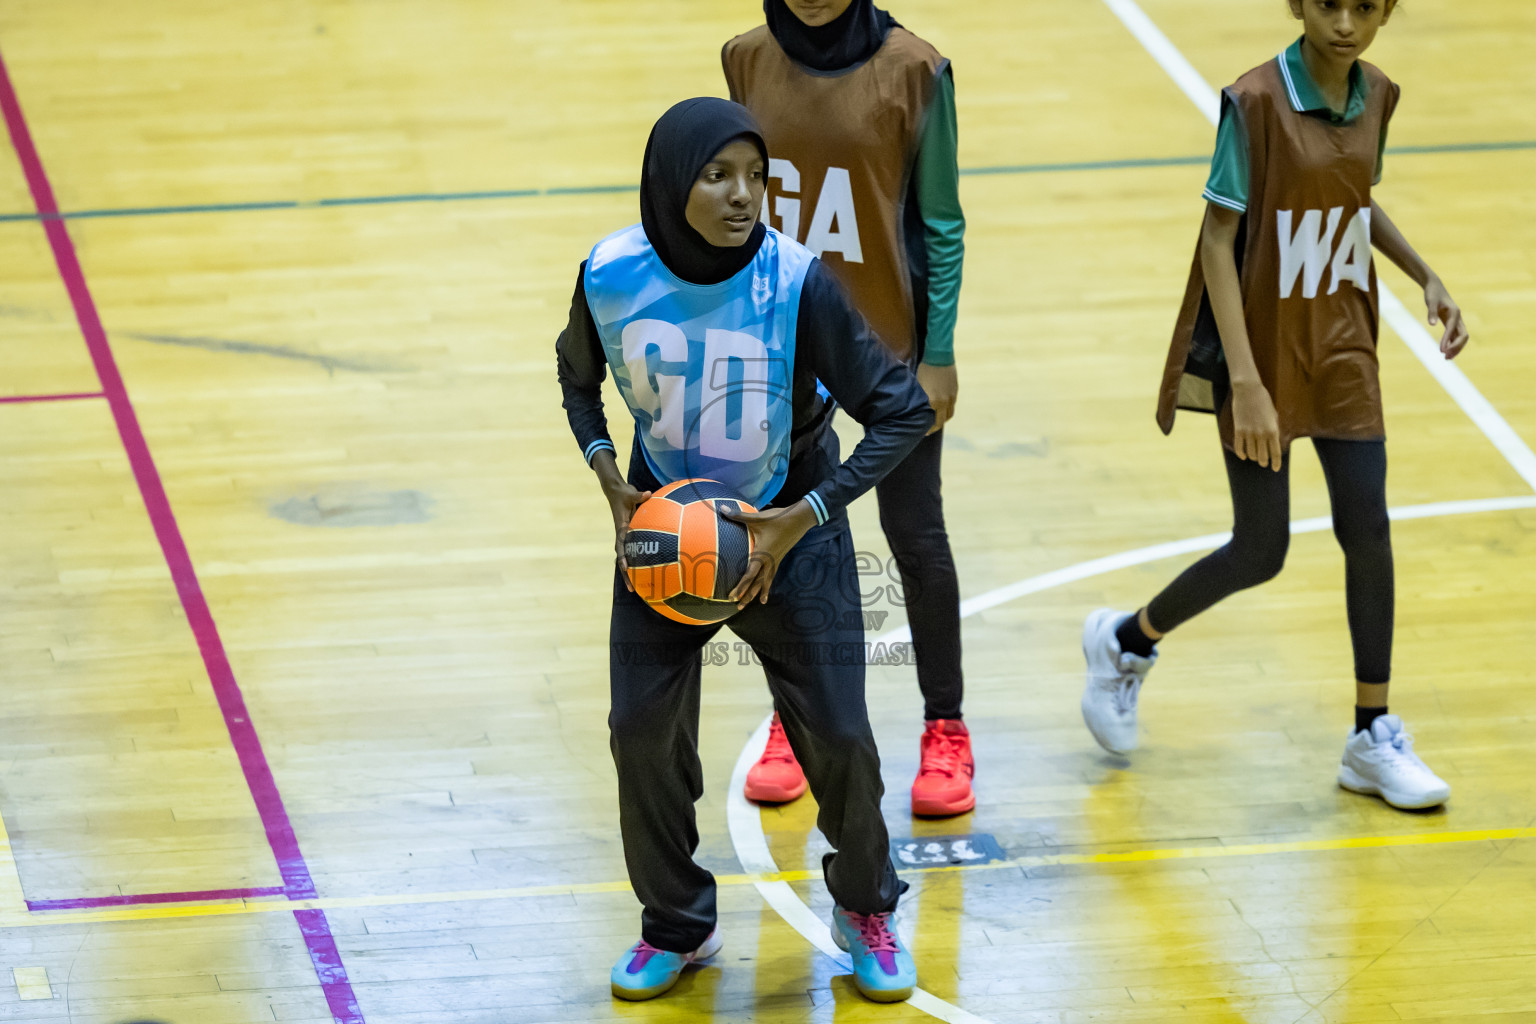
left=723, top=26, right=945, bottom=362
left=1158, top=58, right=1399, bottom=450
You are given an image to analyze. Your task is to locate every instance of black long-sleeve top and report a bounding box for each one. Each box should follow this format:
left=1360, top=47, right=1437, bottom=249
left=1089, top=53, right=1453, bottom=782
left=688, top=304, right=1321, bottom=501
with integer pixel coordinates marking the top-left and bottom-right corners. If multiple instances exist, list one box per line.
left=556, top=258, right=932, bottom=522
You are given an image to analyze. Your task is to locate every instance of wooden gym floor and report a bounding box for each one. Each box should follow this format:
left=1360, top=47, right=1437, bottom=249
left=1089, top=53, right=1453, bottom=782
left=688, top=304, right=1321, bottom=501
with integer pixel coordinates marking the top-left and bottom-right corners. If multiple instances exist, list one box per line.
left=0, top=1, right=1533, bottom=1021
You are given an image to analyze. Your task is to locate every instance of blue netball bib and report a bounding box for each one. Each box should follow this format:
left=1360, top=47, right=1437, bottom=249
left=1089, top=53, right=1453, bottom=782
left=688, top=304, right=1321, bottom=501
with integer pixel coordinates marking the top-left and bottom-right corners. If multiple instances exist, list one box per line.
left=584, top=225, right=813, bottom=507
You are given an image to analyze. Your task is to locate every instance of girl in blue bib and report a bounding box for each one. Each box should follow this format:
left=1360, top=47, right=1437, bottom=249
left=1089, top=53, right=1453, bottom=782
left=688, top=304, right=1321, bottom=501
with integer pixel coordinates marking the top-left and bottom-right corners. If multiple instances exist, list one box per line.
left=557, top=97, right=932, bottom=1003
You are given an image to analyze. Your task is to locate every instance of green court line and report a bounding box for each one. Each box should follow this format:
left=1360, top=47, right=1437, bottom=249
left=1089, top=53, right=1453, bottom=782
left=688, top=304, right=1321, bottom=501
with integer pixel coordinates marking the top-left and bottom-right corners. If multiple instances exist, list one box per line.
left=959, top=154, right=1208, bottom=175
left=0, top=139, right=1530, bottom=225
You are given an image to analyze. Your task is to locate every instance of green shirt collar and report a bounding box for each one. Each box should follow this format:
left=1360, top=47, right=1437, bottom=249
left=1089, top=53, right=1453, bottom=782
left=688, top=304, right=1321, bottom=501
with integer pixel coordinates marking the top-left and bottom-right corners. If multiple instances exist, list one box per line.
left=1278, top=36, right=1369, bottom=123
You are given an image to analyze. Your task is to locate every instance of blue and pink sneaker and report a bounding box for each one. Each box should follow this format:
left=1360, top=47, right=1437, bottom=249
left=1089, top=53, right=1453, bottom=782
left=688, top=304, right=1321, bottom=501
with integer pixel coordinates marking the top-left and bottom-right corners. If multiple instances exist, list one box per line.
left=832, top=907, right=916, bottom=1002
left=609, top=929, right=722, bottom=1001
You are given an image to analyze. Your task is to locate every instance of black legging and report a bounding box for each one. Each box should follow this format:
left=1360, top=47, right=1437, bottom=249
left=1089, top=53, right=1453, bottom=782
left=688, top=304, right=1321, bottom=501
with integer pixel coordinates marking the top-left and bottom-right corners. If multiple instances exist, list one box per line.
left=874, top=429, right=963, bottom=720
left=767, top=429, right=965, bottom=721
left=1146, top=438, right=1393, bottom=684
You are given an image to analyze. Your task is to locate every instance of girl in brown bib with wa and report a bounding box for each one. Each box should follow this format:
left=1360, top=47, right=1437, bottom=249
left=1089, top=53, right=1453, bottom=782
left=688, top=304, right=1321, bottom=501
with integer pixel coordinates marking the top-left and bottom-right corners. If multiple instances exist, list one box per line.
left=1080, top=0, right=1469, bottom=810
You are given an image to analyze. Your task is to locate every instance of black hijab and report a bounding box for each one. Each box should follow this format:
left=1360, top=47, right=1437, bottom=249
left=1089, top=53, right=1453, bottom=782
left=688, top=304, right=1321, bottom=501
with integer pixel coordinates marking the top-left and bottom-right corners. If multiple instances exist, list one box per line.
left=640, top=97, right=769, bottom=286
left=764, top=0, right=896, bottom=73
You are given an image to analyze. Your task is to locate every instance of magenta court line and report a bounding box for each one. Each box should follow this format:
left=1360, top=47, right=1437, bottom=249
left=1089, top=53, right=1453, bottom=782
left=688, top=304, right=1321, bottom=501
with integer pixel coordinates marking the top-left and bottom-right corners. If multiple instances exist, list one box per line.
left=27, top=885, right=287, bottom=912
left=0, top=49, right=365, bottom=1024
left=0, top=390, right=105, bottom=404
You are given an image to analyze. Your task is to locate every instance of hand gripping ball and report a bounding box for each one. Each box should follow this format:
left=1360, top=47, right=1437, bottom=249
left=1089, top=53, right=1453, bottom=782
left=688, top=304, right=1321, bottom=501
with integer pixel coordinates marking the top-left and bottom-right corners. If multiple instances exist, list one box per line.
left=623, top=478, right=758, bottom=625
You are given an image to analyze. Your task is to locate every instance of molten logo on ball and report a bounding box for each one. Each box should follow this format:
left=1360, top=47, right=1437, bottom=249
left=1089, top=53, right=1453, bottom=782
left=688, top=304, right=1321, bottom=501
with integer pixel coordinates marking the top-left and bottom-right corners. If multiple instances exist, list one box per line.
left=625, top=478, right=758, bottom=625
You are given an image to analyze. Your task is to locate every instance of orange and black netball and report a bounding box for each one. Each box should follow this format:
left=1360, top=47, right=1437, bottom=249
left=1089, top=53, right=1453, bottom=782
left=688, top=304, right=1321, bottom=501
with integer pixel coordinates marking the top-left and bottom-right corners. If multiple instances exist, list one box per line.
left=624, top=479, right=758, bottom=625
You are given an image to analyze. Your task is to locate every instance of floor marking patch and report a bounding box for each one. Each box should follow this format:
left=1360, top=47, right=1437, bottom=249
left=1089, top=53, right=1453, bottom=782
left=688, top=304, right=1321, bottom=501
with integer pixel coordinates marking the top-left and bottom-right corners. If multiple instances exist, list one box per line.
left=12, top=967, right=52, bottom=1000
left=892, top=835, right=1007, bottom=868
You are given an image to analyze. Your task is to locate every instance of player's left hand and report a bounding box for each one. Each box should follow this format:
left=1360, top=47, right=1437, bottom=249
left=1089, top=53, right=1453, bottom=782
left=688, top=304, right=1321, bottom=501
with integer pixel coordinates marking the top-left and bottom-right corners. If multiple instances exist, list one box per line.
left=916, top=362, right=958, bottom=435
left=720, top=501, right=818, bottom=609
left=1424, top=276, right=1469, bottom=360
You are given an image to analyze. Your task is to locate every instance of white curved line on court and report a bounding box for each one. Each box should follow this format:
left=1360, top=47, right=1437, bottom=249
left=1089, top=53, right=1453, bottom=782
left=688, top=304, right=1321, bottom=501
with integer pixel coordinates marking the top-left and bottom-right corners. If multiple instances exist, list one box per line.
left=726, top=716, right=996, bottom=1024
left=882, top=493, right=1536, bottom=644
left=1100, top=0, right=1536, bottom=493
left=727, top=493, right=1536, bottom=1024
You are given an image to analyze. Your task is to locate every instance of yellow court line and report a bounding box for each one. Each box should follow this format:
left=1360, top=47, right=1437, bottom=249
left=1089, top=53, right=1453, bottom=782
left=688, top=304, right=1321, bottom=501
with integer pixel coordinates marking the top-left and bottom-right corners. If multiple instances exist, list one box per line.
left=938, top=825, right=1536, bottom=872
left=2, top=825, right=1530, bottom=930
left=0, top=823, right=33, bottom=916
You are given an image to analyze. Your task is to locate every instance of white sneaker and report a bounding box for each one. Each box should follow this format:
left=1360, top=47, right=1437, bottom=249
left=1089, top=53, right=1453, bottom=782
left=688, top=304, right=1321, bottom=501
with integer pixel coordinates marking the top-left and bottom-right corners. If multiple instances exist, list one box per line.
left=1338, top=715, right=1450, bottom=810
left=1080, top=608, right=1156, bottom=754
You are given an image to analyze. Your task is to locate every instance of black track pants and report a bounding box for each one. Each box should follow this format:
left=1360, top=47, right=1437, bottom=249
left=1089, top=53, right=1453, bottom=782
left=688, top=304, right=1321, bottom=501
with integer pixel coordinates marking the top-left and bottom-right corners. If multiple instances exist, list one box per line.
left=608, top=520, right=906, bottom=953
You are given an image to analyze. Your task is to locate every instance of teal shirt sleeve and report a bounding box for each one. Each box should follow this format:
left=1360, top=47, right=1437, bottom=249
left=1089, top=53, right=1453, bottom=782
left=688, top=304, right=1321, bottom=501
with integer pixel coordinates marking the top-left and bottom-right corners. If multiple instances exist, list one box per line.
left=1202, top=95, right=1248, bottom=213
left=912, top=68, right=964, bottom=367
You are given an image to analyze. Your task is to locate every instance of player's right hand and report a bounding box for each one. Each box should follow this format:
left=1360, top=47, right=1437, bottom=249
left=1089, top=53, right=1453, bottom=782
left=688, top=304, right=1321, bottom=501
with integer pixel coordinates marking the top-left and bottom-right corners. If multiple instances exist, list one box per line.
left=591, top=450, right=651, bottom=590
left=1231, top=380, right=1283, bottom=471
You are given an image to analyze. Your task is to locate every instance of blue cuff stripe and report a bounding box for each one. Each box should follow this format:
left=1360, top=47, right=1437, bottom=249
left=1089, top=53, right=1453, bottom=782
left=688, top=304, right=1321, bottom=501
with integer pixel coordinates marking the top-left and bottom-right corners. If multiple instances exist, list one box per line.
left=583, top=439, right=616, bottom=465
left=805, top=491, right=829, bottom=525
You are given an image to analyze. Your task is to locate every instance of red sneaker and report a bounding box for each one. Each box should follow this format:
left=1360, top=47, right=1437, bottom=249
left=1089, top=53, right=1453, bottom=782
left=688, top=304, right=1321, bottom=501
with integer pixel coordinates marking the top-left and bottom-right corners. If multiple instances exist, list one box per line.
left=911, top=719, right=975, bottom=817
left=744, top=713, right=807, bottom=803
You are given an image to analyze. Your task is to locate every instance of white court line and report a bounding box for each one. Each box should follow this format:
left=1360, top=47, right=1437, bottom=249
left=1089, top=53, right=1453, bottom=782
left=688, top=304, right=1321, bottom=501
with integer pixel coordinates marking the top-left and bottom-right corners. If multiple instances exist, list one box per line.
left=727, top=717, right=995, bottom=1024
left=1378, top=289, right=1536, bottom=490
left=1100, top=0, right=1536, bottom=493
left=882, top=493, right=1536, bottom=643
left=727, top=493, right=1536, bottom=1023
left=1101, top=0, right=1220, bottom=122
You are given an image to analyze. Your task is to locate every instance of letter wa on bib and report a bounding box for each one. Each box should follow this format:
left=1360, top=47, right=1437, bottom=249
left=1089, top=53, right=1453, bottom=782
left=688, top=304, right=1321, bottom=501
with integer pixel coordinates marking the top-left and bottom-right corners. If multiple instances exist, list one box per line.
left=583, top=225, right=814, bottom=507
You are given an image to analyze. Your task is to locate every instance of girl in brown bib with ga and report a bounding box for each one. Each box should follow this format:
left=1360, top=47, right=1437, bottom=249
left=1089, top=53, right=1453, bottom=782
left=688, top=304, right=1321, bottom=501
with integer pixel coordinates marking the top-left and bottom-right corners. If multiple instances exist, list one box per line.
left=1080, top=0, right=1469, bottom=810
